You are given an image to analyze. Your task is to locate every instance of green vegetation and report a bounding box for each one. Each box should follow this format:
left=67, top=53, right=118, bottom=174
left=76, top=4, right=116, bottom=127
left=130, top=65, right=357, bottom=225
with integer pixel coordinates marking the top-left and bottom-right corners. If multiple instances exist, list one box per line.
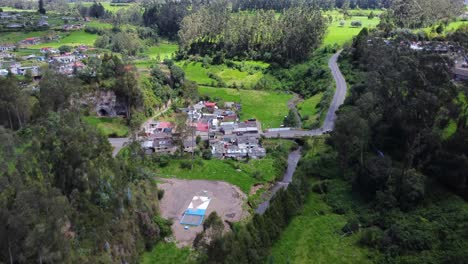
left=140, top=242, right=194, bottom=264
left=298, top=92, right=323, bottom=128
left=199, top=86, right=292, bottom=128
left=176, top=60, right=266, bottom=89
left=83, top=116, right=129, bottom=137
left=31, top=31, right=98, bottom=48
left=0, top=31, right=48, bottom=44
left=156, top=155, right=280, bottom=194
left=324, top=16, right=380, bottom=46
left=142, top=43, right=179, bottom=61
left=269, top=186, right=373, bottom=264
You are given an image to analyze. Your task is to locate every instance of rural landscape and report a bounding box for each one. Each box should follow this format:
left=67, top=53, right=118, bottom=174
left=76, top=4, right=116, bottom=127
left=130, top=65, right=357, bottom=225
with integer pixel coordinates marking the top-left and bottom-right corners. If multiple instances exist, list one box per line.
left=0, top=0, right=467, bottom=263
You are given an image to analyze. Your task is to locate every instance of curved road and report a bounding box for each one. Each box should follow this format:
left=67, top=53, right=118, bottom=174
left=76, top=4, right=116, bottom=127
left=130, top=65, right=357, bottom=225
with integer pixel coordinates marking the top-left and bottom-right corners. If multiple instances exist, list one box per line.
left=263, top=51, right=347, bottom=138
left=109, top=51, right=347, bottom=155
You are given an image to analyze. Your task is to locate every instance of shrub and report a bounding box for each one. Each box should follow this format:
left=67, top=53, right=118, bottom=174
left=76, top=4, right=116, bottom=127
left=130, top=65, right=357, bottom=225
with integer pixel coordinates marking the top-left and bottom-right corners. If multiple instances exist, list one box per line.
left=157, top=189, right=165, bottom=200
left=351, top=21, right=362, bottom=27
left=202, top=149, right=212, bottom=160
left=180, top=160, right=192, bottom=169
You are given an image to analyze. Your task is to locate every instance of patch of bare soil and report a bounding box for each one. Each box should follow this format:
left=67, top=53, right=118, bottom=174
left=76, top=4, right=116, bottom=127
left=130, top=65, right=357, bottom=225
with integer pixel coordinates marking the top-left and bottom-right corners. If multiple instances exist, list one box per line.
left=158, top=178, right=248, bottom=247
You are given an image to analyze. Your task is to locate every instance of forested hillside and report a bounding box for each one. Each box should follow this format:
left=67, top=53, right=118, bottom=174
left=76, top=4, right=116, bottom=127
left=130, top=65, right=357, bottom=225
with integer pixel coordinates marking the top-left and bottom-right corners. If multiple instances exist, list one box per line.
left=0, top=0, right=467, bottom=263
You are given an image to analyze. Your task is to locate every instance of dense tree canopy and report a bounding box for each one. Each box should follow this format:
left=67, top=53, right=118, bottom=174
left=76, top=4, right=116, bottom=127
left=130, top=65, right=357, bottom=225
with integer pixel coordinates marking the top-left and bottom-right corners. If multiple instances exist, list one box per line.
left=179, top=4, right=327, bottom=64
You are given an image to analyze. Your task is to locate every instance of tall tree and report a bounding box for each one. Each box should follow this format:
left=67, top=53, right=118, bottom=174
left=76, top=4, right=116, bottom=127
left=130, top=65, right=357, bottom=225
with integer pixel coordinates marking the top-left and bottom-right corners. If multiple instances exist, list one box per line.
left=38, top=0, right=46, bottom=15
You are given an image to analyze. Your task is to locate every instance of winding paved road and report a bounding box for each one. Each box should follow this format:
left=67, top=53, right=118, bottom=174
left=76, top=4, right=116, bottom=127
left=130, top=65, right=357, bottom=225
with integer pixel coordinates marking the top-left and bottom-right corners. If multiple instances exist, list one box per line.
left=109, top=51, right=347, bottom=155
left=262, top=51, right=347, bottom=138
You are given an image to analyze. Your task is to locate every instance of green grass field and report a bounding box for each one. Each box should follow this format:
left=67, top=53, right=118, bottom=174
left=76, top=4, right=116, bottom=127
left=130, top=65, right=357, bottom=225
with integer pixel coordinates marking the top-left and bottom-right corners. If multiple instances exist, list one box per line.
left=143, top=43, right=179, bottom=61
left=298, top=92, right=324, bottom=128
left=83, top=116, right=129, bottom=137
left=156, top=155, right=282, bottom=194
left=29, top=31, right=98, bottom=49
left=422, top=20, right=468, bottom=38
left=70, top=2, right=137, bottom=13
left=269, top=184, right=374, bottom=264
left=0, top=31, right=49, bottom=44
left=140, top=242, right=194, bottom=264
left=324, top=15, right=381, bottom=46
left=199, top=86, right=292, bottom=128
left=177, top=61, right=266, bottom=89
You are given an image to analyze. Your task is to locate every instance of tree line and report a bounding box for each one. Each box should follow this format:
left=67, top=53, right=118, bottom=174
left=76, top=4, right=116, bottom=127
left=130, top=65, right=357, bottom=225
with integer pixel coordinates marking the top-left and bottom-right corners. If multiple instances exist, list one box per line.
left=325, top=26, right=468, bottom=262
left=178, top=3, right=327, bottom=64
left=231, top=0, right=391, bottom=11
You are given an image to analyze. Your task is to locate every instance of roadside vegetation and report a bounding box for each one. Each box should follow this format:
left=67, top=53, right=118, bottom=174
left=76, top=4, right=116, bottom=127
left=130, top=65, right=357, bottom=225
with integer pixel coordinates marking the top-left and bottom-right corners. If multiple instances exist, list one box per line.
left=83, top=116, right=129, bottom=137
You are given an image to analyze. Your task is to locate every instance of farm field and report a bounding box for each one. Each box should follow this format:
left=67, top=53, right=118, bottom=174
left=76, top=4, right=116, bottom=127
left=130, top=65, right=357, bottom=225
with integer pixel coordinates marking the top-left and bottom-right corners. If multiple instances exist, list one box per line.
left=298, top=92, right=324, bottom=128
left=83, top=116, right=129, bottom=137
left=324, top=15, right=381, bottom=46
left=30, top=31, right=98, bottom=48
left=199, top=86, right=292, bottom=128
left=268, top=180, right=374, bottom=264
left=177, top=60, right=267, bottom=89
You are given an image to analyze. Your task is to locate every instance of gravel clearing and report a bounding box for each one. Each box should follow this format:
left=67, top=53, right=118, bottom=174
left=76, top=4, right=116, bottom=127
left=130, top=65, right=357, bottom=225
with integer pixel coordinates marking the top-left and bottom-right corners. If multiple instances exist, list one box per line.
left=158, top=178, right=248, bottom=247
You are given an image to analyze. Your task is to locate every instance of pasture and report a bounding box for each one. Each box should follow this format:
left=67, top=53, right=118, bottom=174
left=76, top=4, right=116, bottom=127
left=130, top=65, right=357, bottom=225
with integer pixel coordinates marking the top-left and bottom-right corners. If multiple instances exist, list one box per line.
left=142, top=43, right=179, bottom=61
left=268, top=180, right=374, bottom=264
left=324, top=15, right=381, bottom=46
left=199, top=86, right=292, bottom=128
left=177, top=60, right=267, bottom=89
left=30, top=31, right=98, bottom=48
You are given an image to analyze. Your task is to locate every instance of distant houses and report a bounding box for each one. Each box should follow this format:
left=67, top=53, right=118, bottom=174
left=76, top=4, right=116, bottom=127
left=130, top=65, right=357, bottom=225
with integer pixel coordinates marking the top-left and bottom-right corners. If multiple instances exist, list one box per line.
left=0, top=44, right=15, bottom=52
left=20, top=37, right=41, bottom=45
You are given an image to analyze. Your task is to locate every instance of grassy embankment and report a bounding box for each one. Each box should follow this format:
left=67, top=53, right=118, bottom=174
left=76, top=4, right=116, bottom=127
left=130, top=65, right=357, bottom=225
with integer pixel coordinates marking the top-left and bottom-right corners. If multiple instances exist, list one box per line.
left=83, top=116, right=129, bottom=137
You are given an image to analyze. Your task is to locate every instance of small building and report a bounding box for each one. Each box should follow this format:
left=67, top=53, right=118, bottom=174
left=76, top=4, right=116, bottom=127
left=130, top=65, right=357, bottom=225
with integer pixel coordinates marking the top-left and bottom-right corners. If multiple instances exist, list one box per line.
left=40, top=47, right=59, bottom=54
left=20, top=37, right=41, bottom=45
left=37, top=19, right=49, bottom=27
left=0, top=69, right=9, bottom=77
left=454, top=67, right=468, bottom=81
left=6, top=23, right=23, bottom=29
left=0, top=44, right=15, bottom=52
left=204, top=102, right=217, bottom=109
left=183, top=139, right=197, bottom=153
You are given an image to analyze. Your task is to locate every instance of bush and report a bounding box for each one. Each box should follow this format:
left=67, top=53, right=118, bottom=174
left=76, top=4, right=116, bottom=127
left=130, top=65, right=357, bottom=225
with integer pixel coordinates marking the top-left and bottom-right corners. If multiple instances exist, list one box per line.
left=157, top=189, right=165, bottom=200
left=360, top=227, right=384, bottom=248
left=180, top=160, right=192, bottom=169
left=202, top=149, right=212, bottom=160
left=351, top=21, right=362, bottom=27
left=342, top=218, right=360, bottom=234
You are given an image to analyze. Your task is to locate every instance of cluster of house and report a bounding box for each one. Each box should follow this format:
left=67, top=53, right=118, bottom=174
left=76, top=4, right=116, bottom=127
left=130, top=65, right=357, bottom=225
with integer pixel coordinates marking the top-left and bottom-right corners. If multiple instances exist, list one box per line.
left=0, top=45, right=91, bottom=77
left=407, top=41, right=457, bottom=53
left=404, top=41, right=468, bottom=81
left=141, top=101, right=267, bottom=159
left=62, top=24, right=84, bottom=31
left=0, top=12, right=49, bottom=29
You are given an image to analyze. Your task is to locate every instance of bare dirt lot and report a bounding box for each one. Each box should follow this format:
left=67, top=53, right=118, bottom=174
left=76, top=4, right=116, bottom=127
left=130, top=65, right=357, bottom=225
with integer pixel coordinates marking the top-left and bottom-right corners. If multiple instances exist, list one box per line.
left=158, top=178, right=248, bottom=247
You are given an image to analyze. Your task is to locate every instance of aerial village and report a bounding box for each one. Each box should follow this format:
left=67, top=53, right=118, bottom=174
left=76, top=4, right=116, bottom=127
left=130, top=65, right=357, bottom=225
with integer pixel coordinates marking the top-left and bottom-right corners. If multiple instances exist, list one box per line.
left=0, top=11, right=91, bottom=78
left=141, top=100, right=267, bottom=160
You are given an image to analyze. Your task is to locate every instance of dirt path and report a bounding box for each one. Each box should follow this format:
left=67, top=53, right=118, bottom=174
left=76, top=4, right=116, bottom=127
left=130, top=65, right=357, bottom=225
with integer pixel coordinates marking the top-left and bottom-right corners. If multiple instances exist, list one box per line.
left=158, top=178, right=248, bottom=247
